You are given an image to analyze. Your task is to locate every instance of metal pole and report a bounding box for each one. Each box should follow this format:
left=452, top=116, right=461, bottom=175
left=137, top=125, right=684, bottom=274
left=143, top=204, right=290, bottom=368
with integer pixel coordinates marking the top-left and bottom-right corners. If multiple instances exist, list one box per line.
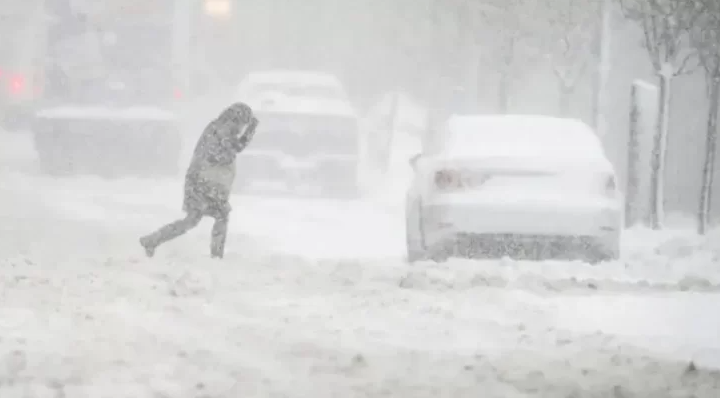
left=593, top=0, right=612, bottom=136
left=173, top=0, right=191, bottom=96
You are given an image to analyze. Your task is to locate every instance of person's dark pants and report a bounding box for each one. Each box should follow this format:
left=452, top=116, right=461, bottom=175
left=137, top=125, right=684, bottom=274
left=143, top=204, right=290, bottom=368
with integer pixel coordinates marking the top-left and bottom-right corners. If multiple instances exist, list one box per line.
left=140, top=211, right=229, bottom=258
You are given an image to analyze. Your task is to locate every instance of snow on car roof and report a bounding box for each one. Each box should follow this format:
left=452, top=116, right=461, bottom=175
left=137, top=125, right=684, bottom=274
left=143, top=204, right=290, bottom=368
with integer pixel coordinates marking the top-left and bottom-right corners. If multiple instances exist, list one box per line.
left=239, top=71, right=355, bottom=117
left=444, top=114, right=607, bottom=161
left=250, top=95, right=357, bottom=117
left=243, top=70, right=343, bottom=87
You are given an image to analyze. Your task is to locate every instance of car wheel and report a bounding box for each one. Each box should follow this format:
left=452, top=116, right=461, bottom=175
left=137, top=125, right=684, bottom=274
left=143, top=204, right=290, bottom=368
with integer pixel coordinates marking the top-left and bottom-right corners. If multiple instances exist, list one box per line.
left=586, top=238, right=620, bottom=265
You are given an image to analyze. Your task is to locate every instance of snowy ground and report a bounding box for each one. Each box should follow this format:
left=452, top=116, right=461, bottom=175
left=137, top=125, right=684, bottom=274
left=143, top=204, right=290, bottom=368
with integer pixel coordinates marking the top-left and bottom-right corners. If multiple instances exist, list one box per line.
left=2, top=129, right=720, bottom=396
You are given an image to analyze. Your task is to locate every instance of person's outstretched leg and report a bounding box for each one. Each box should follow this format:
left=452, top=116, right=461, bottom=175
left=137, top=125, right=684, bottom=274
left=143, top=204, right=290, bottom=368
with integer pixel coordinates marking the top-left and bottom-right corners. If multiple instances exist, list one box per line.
left=210, top=213, right=229, bottom=259
left=140, top=212, right=203, bottom=257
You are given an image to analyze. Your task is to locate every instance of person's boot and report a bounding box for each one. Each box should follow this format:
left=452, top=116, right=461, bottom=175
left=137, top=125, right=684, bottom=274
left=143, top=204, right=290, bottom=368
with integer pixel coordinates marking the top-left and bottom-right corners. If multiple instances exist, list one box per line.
left=140, top=213, right=203, bottom=258
left=139, top=236, right=157, bottom=258
left=210, top=234, right=225, bottom=259
left=210, top=235, right=224, bottom=258
left=210, top=216, right=228, bottom=259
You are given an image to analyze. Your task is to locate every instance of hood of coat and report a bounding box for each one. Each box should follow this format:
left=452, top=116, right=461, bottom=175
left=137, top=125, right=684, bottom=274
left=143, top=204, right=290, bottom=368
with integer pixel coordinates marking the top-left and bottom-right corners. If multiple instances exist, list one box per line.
left=213, top=102, right=254, bottom=140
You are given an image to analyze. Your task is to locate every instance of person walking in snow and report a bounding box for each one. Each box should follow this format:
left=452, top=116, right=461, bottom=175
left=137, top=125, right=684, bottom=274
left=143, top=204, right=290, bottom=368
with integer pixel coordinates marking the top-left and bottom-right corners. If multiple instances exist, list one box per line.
left=140, top=102, right=259, bottom=259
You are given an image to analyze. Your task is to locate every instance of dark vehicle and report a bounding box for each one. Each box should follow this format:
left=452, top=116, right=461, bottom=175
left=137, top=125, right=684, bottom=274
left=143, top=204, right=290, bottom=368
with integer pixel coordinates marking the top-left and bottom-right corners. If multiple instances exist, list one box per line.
left=0, top=3, right=42, bottom=130
left=32, top=0, right=185, bottom=176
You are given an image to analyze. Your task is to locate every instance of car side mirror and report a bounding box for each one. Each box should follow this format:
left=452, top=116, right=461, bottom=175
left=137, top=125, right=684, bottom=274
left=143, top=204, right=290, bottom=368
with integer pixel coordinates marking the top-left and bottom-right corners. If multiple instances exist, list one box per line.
left=409, top=153, right=421, bottom=169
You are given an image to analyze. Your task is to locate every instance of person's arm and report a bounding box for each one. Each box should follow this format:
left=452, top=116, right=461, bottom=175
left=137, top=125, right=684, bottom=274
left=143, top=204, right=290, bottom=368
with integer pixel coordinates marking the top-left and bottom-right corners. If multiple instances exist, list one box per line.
left=234, top=117, right=259, bottom=152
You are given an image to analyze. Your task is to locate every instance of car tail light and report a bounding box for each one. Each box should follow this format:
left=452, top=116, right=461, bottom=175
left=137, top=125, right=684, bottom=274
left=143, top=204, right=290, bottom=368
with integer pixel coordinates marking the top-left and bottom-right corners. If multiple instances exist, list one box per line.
left=9, top=74, right=24, bottom=95
left=605, top=175, right=617, bottom=197
left=434, top=169, right=463, bottom=190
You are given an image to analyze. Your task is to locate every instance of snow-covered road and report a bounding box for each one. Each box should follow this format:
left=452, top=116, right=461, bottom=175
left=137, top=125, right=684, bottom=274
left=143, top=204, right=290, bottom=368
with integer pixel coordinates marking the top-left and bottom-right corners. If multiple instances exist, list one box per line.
left=2, top=160, right=720, bottom=395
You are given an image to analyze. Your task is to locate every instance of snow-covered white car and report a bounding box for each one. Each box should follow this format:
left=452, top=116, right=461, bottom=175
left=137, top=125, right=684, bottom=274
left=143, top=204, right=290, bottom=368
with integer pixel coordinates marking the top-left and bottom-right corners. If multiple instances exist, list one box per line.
left=234, top=70, right=361, bottom=197
left=405, top=115, right=623, bottom=264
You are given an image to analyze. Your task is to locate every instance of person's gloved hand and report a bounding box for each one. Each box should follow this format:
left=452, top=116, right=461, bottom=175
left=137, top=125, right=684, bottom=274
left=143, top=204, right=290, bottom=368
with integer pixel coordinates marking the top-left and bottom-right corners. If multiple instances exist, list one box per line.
left=235, top=117, right=259, bottom=151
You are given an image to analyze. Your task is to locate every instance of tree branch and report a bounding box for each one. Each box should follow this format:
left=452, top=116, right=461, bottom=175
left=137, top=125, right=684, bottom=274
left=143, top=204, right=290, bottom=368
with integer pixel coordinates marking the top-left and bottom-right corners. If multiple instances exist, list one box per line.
left=620, top=0, right=701, bottom=73
left=674, top=51, right=698, bottom=76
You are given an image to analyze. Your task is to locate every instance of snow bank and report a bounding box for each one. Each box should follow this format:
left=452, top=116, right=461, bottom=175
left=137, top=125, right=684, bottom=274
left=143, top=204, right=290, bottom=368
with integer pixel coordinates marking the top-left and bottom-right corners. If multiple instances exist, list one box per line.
left=550, top=293, right=720, bottom=369
left=402, top=225, right=720, bottom=294
left=2, top=171, right=720, bottom=396
left=2, top=238, right=719, bottom=397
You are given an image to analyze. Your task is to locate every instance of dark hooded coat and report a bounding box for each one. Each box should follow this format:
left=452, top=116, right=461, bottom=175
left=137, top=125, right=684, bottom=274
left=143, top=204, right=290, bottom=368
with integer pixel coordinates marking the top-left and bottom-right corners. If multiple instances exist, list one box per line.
left=182, top=102, right=255, bottom=219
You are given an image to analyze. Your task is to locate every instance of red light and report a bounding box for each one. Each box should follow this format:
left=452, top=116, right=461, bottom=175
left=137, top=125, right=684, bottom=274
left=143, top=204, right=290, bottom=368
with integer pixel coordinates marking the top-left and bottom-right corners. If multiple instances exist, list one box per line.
left=173, top=88, right=183, bottom=99
left=434, top=169, right=463, bottom=190
left=9, top=75, right=24, bottom=95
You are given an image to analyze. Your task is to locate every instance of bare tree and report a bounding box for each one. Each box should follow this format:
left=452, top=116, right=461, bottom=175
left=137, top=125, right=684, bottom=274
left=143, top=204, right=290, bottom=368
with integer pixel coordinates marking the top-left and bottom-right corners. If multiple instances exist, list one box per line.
left=477, top=0, right=547, bottom=113
left=592, top=0, right=614, bottom=136
left=440, top=0, right=543, bottom=113
left=540, top=0, right=604, bottom=116
left=618, top=0, right=702, bottom=229
left=691, top=0, right=720, bottom=234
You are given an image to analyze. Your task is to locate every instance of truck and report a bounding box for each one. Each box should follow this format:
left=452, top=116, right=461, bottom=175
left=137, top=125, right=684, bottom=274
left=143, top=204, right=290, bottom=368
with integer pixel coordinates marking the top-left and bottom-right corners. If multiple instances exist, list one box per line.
left=31, top=0, right=190, bottom=177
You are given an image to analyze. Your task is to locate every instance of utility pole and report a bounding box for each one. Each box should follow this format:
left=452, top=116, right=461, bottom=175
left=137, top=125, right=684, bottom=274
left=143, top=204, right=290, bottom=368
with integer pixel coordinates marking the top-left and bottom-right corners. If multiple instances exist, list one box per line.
left=592, top=0, right=612, bottom=137
left=173, top=0, right=192, bottom=98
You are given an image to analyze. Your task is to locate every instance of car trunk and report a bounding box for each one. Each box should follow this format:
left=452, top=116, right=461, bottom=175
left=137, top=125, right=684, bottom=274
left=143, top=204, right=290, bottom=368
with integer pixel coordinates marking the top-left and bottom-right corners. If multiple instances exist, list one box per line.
left=429, top=156, right=615, bottom=203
